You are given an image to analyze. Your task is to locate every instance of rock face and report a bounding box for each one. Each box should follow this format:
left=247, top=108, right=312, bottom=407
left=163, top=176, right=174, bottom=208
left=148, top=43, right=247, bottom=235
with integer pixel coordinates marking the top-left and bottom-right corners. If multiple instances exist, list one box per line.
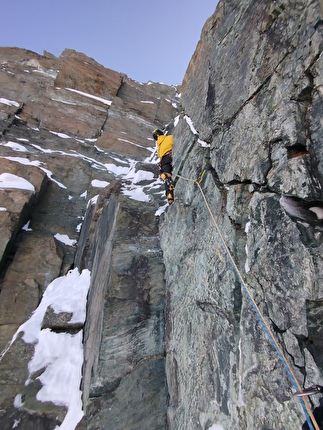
left=0, top=47, right=179, bottom=429
left=161, top=0, right=323, bottom=429
left=1, top=0, right=323, bottom=429
left=76, top=185, right=167, bottom=430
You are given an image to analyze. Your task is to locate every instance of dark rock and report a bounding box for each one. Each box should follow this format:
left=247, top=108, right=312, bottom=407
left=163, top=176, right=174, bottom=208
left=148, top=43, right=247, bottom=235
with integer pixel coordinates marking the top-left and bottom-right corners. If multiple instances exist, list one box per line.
left=41, top=307, right=83, bottom=333
left=162, top=0, right=323, bottom=429
left=0, top=406, right=60, bottom=430
left=80, top=184, right=166, bottom=429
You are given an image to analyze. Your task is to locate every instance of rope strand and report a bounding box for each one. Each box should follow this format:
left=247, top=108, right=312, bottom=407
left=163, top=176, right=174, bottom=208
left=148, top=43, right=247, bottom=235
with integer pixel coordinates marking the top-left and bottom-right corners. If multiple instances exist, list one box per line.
left=176, top=171, right=319, bottom=430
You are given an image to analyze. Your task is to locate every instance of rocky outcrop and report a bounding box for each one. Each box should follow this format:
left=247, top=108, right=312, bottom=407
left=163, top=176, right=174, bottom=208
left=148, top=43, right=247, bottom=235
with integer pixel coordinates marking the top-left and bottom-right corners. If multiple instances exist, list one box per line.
left=0, top=47, right=179, bottom=429
left=162, top=0, right=323, bottom=429
left=77, top=184, right=167, bottom=429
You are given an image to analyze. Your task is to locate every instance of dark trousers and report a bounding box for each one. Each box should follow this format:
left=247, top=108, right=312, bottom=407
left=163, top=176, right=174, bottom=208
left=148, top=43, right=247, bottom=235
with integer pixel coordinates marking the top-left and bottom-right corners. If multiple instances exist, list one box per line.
left=160, top=153, right=173, bottom=196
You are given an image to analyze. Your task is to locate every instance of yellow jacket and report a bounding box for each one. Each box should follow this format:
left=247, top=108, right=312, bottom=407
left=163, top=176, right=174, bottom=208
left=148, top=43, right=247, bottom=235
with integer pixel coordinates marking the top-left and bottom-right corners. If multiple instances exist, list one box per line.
left=156, top=135, right=173, bottom=159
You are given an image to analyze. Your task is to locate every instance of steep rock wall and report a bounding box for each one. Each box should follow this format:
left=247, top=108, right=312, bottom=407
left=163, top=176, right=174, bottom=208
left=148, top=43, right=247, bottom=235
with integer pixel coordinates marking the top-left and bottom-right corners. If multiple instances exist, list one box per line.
left=76, top=183, right=167, bottom=430
left=162, top=0, right=323, bottom=429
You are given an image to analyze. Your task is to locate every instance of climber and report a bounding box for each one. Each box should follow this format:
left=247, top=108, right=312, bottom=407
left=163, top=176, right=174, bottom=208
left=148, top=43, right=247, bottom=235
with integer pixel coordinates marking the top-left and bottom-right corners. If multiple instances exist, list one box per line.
left=153, top=128, right=174, bottom=204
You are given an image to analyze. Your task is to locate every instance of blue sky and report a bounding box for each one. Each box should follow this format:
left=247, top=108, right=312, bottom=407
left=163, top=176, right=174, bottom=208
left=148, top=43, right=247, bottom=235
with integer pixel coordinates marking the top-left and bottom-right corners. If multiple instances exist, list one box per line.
left=1, top=0, right=219, bottom=85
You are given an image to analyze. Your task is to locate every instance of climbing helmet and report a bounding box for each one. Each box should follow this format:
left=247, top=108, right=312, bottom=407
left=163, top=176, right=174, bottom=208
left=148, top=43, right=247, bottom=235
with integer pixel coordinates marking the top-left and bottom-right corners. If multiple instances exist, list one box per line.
left=152, top=129, right=164, bottom=140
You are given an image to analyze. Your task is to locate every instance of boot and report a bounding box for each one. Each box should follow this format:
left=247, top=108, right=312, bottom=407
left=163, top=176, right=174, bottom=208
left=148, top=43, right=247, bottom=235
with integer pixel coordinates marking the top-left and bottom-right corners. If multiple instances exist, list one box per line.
left=167, top=191, right=174, bottom=205
left=160, top=172, right=173, bottom=180
left=167, top=178, right=174, bottom=191
left=164, top=173, right=174, bottom=191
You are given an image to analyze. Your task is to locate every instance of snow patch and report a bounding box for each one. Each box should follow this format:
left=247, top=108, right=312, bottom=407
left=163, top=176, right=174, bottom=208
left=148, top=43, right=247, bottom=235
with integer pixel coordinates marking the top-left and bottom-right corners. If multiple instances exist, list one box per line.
left=0, top=173, right=35, bottom=191
left=49, top=131, right=71, bottom=139
left=184, top=115, right=210, bottom=147
left=13, top=418, right=21, bottom=428
left=122, top=186, right=150, bottom=202
left=3, top=156, right=42, bottom=167
left=198, top=138, right=210, bottom=148
left=88, top=195, right=99, bottom=206
left=94, top=145, right=104, bottom=152
left=41, top=167, right=67, bottom=189
left=91, top=179, right=110, bottom=188
left=13, top=394, right=23, bottom=408
left=184, top=114, right=198, bottom=134
left=22, top=221, right=32, bottom=231
left=12, top=268, right=91, bottom=430
left=54, top=233, right=77, bottom=246
left=155, top=203, right=168, bottom=216
left=0, top=97, right=20, bottom=107
left=1, top=156, right=66, bottom=189
left=2, top=141, right=28, bottom=152
left=125, top=169, right=154, bottom=184
left=104, top=163, right=130, bottom=176
left=66, top=88, right=112, bottom=106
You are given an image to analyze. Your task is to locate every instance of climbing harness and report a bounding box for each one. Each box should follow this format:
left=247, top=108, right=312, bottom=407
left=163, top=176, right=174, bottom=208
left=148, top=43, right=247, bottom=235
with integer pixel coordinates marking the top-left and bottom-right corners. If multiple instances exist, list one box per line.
left=176, top=169, right=320, bottom=430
